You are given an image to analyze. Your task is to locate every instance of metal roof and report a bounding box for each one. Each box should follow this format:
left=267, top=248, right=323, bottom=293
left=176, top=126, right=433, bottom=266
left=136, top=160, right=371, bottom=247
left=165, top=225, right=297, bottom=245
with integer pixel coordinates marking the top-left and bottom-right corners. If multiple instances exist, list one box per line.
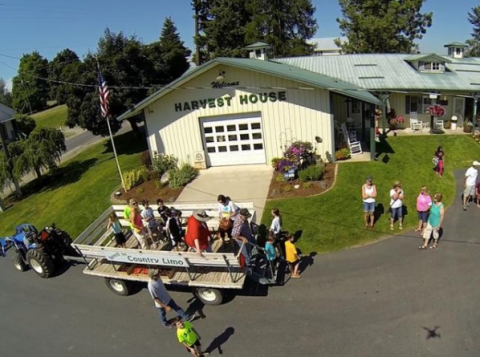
left=0, top=103, right=15, bottom=123
left=404, top=53, right=452, bottom=63
left=245, top=42, right=270, bottom=49
left=275, top=54, right=480, bottom=92
left=118, top=57, right=381, bottom=120
left=308, top=37, right=346, bottom=51
left=444, top=42, right=467, bottom=47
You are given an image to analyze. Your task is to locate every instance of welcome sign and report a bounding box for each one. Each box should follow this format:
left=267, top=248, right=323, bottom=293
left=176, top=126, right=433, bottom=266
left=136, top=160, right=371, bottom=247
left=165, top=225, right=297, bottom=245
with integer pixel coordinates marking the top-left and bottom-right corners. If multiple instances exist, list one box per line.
left=105, top=250, right=190, bottom=268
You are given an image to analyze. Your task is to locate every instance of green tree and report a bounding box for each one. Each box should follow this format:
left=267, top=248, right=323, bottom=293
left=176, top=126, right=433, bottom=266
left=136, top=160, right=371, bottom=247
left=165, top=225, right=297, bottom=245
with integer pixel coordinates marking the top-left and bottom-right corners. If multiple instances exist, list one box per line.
left=49, top=48, right=82, bottom=104
left=14, top=114, right=37, bottom=137
left=466, top=6, right=480, bottom=57
left=15, top=128, right=66, bottom=179
left=245, top=0, right=317, bottom=57
left=147, top=17, right=192, bottom=86
left=0, top=78, right=13, bottom=107
left=66, top=29, right=155, bottom=136
left=11, top=52, right=50, bottom=113
left=336, top=0, right=433, bottom=54
left=193, top=0, right=317, bottom=62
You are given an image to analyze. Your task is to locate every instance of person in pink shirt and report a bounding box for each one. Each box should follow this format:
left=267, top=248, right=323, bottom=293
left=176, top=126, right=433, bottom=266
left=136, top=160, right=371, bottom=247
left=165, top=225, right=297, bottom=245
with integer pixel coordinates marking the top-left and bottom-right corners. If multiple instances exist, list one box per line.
left=415, top=186, right=432, bottom=235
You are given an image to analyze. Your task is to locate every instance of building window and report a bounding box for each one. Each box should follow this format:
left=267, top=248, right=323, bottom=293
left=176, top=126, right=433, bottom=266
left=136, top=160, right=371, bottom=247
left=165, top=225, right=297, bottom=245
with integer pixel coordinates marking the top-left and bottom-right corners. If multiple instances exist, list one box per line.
left=405, top=95, right=422, bottom=114
left=456, top=47, right=461, bottom=55
left=351, top=100, right=360, bottom=114
left=420, top=61, right=443, bottom=72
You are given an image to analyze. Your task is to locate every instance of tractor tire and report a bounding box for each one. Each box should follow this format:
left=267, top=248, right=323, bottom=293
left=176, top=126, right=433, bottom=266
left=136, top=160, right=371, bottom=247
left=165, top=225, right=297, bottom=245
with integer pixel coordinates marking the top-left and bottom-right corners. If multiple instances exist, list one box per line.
left=11, top=252, right=27, bottom=272
left=26, top=249, right=55, bottom=278
left=58, top=231, right=78, bottom=257
left=104, top=278, right=132, bottom=296
left=194, top=287, right=224, bottom=305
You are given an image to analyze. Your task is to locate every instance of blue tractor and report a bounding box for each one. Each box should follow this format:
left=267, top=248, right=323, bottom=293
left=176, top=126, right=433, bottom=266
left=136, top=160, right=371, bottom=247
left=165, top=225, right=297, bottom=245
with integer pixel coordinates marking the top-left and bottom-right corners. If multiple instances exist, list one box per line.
left=0, top=223, right=76, bottom=278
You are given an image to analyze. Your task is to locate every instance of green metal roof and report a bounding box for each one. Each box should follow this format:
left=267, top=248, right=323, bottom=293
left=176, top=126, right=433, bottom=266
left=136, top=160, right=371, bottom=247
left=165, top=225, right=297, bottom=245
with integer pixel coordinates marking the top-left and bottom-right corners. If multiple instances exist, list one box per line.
left=275, top=53, right=480, bottom=92
left=245, top=42, right=271, bottom=49
left=118, top=57, right=381, bottom=120
left=444, top=42, right=468, bottom=48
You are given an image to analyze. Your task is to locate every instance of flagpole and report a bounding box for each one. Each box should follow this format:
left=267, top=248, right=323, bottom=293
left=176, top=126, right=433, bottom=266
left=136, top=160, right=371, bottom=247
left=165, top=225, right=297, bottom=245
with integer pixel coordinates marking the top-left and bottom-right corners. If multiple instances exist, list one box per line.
left=97, top=60, right=127, bottom=192
left=107, top=113, right=127, bottom=192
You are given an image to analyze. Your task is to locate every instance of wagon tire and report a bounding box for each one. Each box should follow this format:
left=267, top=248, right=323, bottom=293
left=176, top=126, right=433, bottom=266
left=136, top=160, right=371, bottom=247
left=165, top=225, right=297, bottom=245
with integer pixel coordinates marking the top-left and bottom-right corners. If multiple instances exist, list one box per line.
left=26, top=249, right=55, bottom=278
left=12, top=252, right=27, bottom=272
left=194, top=287, right=224, bottom=305
left=104, top=278, right=131, bottom=296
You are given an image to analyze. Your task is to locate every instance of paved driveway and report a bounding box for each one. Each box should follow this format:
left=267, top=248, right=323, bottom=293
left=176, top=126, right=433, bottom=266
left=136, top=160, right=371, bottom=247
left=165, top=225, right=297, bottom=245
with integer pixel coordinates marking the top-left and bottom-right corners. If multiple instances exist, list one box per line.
left=175, top=164, right=273, bottom=222
left=1, top=171, right=479, bottom=357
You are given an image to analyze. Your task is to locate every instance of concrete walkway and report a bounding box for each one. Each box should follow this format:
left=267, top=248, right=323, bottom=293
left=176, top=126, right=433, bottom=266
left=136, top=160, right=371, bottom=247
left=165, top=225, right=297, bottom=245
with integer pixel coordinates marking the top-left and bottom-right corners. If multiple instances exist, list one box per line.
left=175, top=164, right=273, bottom=223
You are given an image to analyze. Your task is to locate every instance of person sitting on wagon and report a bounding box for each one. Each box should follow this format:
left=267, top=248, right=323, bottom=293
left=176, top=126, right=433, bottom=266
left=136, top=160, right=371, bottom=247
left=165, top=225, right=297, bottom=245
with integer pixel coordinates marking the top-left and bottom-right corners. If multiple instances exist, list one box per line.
left=185, top=210, right=212, bottom=256
left=165, top=208, right=182, bottom=250
left=141, top=200, right=161, bottom=244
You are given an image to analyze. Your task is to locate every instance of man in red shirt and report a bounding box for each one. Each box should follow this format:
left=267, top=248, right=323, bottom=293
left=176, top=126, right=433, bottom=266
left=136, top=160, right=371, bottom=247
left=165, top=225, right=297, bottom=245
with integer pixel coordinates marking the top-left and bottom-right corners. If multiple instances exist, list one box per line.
left=185, top=210, right=212, bottom=256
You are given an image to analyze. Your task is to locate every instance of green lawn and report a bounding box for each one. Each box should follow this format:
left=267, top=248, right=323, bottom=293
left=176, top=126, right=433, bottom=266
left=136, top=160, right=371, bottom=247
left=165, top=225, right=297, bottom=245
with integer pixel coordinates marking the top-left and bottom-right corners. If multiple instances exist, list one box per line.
left=31, top=105, right=71, bottom=135
left=0, top=131, right=147, bottom=238
left=262, top=135, right=480, bottom=254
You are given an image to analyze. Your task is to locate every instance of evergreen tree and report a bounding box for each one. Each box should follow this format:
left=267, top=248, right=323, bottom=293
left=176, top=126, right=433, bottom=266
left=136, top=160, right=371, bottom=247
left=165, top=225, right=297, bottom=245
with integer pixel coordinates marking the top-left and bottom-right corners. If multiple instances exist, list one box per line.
left=466, top=6, right=480, bottom=57
left=11, top=52, right=50, bottom=113
left=336, top=0, right=433, bottom=54
left=148, top=17, right=192, bottom=85
left=193, top=0, right=317, bottom=62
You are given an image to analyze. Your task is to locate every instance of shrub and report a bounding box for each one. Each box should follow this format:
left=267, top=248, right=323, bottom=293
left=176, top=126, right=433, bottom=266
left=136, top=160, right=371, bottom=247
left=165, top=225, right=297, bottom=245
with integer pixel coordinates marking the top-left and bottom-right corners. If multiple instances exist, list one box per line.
left=168, top=163, right=199, bottom=188
left=271, top=157, right=282, bottom=169
left=298, top=164, right=325, bottom=182
left=275, top=174, right=286, bottom=182
left=303, top=182, right=313, bottom=189
left=152, top=153, right=178, bottom=176
left=335, top=148, right=351, bottom=161
left=124, top=168, right=148, bottom=191
left=141, top=151, right=152, bottom=169
left=282, top=184, right=293, bottom=193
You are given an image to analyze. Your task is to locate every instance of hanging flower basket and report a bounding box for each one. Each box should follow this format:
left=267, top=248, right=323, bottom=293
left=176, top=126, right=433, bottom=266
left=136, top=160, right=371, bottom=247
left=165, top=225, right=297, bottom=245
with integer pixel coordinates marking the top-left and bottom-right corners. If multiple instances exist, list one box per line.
left=428, top=105, right=445, bottom=118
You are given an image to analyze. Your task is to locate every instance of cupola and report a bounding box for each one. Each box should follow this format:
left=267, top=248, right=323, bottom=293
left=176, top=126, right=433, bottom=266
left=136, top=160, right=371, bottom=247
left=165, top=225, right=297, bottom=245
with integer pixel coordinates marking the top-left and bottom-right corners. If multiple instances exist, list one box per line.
left=444, top=42, right=468, bottom=59
left=245, top=42, right=271, bottom=61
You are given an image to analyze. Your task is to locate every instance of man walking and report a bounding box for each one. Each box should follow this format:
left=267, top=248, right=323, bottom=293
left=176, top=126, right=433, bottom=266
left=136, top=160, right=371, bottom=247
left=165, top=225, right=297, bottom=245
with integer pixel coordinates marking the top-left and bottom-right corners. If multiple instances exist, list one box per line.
left=147, top=269, right=193, bottom=328
left=463, top=161, right=479, bottom=211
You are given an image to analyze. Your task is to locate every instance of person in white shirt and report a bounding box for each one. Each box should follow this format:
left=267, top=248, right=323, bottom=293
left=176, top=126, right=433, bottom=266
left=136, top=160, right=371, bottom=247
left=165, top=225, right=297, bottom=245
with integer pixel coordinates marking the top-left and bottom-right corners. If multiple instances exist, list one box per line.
left=217, top=194, right=239, bottom=241
left=463, top=161, right=480, bottom=211
left=390, top=181, right=405, bottom=230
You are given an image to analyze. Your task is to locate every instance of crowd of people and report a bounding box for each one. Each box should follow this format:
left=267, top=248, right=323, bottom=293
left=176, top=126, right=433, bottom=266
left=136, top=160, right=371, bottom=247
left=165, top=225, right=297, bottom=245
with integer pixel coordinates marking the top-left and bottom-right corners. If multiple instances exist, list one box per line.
left=362, top=145, right=480, bottom=250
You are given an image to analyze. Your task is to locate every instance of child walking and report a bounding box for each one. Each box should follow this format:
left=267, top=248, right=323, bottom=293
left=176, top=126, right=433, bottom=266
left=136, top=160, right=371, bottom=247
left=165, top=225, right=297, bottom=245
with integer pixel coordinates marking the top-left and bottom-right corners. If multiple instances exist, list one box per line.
left=174, top=318, right=209, bottom=357
left=107, top=212, right=126, bottom=248
left=285, top=235, right=301, bottom=278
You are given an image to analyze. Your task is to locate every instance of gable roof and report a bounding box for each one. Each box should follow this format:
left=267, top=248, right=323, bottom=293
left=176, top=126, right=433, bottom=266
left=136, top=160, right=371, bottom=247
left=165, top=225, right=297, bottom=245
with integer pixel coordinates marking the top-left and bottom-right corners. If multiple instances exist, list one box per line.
left=275, top=54, right=480, bottom=92
left=0, top=103, right=15, bottom=123
left=245, top=42, right=271, bottom=50
left=118, top=57, right=381, bottom=120
left=444, top=42, right=468, bottom=48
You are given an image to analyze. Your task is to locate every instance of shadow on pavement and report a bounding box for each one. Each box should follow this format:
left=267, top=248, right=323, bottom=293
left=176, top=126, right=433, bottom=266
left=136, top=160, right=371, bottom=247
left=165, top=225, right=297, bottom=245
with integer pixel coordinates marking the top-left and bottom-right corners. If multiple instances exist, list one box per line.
left=205, top=327, right=235, bottom=355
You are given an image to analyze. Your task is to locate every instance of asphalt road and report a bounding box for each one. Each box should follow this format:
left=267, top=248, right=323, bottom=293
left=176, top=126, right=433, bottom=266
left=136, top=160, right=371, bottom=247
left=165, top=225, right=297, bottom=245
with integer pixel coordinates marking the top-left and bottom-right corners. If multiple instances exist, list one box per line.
left=1, top=171, right=479, bottom=357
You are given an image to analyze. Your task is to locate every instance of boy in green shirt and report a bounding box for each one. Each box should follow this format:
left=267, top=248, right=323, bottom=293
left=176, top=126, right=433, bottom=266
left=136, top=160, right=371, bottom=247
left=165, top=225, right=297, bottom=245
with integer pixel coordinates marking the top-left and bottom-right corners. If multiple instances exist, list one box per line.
left=175, top=319, right=209, bottom=357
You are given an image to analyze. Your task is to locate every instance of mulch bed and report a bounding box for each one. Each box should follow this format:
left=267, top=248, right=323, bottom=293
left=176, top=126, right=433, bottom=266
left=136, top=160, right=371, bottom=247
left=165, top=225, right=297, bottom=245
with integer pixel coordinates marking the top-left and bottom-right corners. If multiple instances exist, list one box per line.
left=112, top=179, right=184, bottom=204
left=267, top=163, right=337, bottom=199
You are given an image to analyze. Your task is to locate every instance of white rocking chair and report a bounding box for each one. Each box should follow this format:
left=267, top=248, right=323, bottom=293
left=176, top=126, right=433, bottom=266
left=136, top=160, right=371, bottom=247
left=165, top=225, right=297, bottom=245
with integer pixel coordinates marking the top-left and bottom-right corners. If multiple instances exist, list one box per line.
left=341, top=123, right=363, bottom=155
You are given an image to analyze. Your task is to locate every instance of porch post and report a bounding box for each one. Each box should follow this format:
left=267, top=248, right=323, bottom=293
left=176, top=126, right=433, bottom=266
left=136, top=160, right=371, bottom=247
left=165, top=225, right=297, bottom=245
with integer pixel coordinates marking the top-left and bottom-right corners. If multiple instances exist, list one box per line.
left=380, top=93, right=389, bottom=135
left=429, top=94, right=437, bottom=134
left=369, top=105, right=376, bottom=161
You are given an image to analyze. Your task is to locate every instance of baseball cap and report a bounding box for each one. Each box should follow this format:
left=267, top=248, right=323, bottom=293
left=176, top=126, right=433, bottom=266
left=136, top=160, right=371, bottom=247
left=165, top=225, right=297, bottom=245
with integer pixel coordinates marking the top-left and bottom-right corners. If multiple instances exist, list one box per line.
left=473, top=161, right=480, bottom=166
left=239, top=208, right=252, bottom=218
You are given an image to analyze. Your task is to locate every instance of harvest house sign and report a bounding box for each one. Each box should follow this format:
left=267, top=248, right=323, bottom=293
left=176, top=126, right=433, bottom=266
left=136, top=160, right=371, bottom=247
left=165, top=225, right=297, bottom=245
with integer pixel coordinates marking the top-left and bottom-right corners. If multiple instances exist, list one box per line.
left=174, top=91, right=287, bottom=112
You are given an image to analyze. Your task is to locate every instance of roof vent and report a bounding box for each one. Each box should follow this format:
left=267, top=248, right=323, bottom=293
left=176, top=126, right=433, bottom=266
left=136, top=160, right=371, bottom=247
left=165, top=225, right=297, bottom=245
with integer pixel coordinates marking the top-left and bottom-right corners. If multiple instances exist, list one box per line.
left=245, top=42, right=271, bottom=61
left=444, top=42, right=467, bottom=59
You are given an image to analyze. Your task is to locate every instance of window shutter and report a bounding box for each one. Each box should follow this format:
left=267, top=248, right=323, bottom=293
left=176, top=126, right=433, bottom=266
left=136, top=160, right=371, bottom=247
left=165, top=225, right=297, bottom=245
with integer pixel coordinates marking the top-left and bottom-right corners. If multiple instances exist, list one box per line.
left=405, top=96, right=411, bottom=114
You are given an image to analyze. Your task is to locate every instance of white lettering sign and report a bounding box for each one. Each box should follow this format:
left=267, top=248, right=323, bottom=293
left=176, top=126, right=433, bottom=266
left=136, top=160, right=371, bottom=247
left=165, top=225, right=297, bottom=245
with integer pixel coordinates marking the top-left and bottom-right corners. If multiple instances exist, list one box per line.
left=105, top=251, right=189, bottom=267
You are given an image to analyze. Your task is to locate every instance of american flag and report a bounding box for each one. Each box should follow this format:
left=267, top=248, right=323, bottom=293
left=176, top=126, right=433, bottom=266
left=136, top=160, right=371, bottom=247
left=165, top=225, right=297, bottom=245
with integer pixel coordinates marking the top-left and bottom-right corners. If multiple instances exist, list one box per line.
left=98, top=72, right=110, bottom=118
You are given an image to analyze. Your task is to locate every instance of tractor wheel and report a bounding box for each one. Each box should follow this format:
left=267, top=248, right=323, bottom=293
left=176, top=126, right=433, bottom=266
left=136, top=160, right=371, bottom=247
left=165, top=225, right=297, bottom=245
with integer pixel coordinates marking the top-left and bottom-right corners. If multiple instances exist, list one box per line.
left=58, top=231, right=77, bottom=256
left=26, top=249, right=55, bottom=278
left=11, top=252, right=27, bottom=272
left=194, top=287, right=224, bottom=305
left=104, top=278, right=132, bottom=296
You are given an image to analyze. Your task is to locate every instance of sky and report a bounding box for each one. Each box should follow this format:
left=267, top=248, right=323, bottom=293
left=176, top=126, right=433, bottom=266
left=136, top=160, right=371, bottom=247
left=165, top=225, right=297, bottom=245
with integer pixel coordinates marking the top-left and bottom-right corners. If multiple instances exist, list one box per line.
left=0, top=0, right=478, bottom=87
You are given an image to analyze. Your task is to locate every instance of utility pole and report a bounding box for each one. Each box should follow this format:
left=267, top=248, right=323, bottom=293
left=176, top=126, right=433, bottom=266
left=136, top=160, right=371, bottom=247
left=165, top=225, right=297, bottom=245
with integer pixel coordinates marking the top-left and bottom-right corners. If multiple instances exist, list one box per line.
left=193, top=1, right=201, bottom=66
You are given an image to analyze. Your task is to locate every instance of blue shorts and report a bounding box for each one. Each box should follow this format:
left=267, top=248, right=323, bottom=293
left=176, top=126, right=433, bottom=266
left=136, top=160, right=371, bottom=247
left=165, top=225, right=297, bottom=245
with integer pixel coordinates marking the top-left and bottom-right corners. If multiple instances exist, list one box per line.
left=363, top=201, right=375, bottom=213
left=391, top=206, right=403, bottom=219
left=417, top=211, right=429, bottom=222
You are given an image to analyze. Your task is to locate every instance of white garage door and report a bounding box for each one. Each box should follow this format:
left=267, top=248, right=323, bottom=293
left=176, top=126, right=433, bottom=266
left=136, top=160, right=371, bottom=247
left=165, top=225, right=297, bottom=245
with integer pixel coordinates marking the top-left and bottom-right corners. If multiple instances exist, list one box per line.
left=201, top=116, right=266, bottom=166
